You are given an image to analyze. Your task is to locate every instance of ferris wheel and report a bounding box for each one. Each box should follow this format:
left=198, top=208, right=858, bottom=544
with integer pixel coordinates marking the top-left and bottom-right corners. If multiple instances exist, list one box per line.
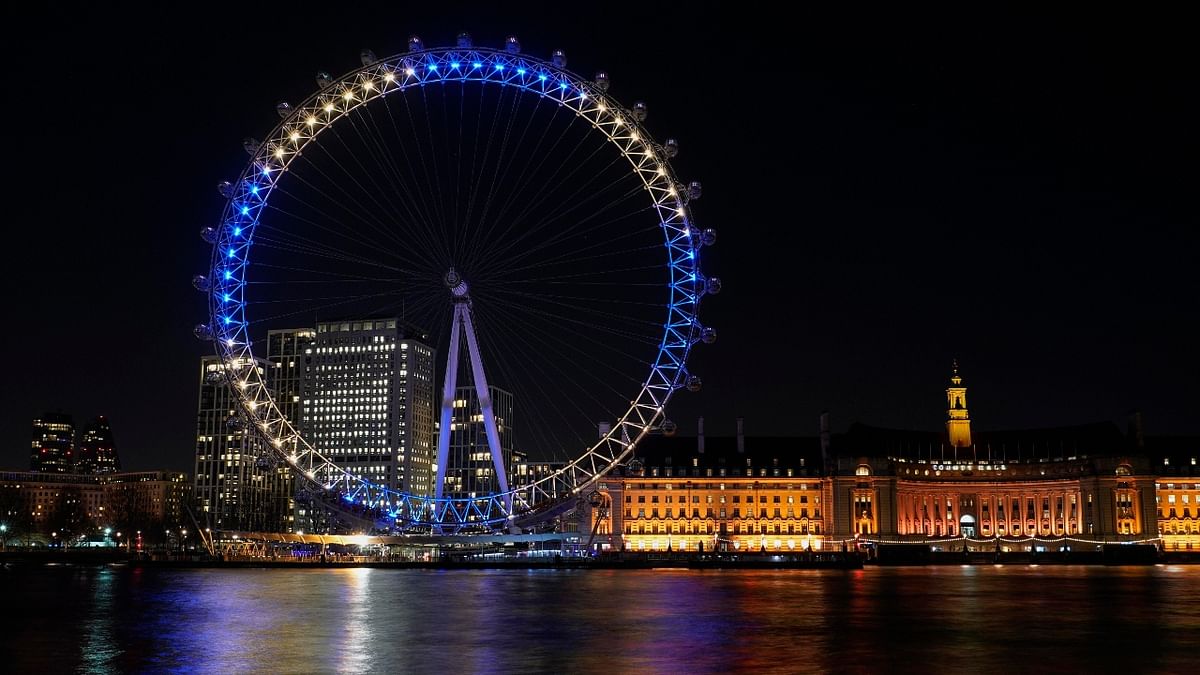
left=194, top=33, right=719, bottom=533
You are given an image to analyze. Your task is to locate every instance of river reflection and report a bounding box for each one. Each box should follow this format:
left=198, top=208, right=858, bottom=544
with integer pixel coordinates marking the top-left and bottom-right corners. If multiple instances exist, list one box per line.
left=4, top=565, right=1198, bottom=673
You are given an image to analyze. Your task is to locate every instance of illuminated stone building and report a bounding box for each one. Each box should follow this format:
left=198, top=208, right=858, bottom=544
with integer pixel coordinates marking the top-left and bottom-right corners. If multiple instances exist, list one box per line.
left=598, top=366, right=1174, bottom=553
left=1152, top=435, right=1200, bottom=552
left=828, top=366, right=1159, bottom=545
left=602, top=419, right=826, bottom=553
left=831, top=424, right=1156, bottom=541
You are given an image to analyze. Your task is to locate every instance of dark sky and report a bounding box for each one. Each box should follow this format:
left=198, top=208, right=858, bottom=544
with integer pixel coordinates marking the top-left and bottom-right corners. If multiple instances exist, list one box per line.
left=5, top=3, right=1196, bottom=473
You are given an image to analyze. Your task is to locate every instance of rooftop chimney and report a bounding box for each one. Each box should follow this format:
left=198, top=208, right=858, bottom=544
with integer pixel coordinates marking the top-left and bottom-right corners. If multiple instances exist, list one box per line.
left=1127, top=410, right=1145, bottom=452
left=736, top=417, right=745, bottom=454
left=697, top=416, right=705, bottom=454
left=819, top=411, right=831, bottom=475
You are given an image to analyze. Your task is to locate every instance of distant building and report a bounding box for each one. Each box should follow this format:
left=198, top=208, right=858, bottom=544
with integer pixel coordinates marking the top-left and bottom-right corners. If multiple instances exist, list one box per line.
left=0, top=470, right=190, bottom=540
left=302, top=319, right=436, bottom=496
left=76, top=416, right=121, bottom=474
left=30, top=413, right=75, bottom=473
left=441, top=385, right=513, bottom=499
left=193, top=355, right=291, bottom=532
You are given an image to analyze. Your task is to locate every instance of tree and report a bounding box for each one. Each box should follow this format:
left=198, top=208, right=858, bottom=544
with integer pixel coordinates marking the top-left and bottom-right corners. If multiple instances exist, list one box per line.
left=48, top=487, right=92, bottom=544
left=0, top=485, right=33, bottom=546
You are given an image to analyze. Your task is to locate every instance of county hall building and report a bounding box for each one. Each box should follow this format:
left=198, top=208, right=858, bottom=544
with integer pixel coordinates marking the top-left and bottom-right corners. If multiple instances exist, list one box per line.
left=592, top=366, right=1188, bottom=553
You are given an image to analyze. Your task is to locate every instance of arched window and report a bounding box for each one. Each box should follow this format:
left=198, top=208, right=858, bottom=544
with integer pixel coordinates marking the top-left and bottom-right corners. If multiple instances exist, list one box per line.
left=856, top=464, right=871, bottom=477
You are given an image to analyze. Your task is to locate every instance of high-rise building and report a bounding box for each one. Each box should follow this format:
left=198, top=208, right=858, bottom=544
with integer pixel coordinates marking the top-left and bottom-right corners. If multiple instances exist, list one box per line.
left=303, top=319, right=436, bottom=496
left=31, top=413, right=75, bottom=473
left=442, top=385, right=514, bottom=499
left=193, top=355, right=291, bottom=532
left=76, top=416, right=121, bottom=474
left=266, top=328, right=315, bottom=533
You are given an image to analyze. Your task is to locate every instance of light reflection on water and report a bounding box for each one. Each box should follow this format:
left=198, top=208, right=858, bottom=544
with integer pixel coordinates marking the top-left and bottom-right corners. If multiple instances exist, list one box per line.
left=4, top=565, right=1199, bottom=673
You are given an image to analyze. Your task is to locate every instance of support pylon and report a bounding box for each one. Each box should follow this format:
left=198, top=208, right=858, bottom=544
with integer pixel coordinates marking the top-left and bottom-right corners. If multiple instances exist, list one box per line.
left=434, top=270, right=512, bottom=516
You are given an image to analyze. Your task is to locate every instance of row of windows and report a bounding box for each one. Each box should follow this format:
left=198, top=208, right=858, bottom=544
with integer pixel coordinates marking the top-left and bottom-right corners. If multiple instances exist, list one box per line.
left=626, top=523, right=822, bottom=535
left=645, top=467, right=803, bottom=478
left=626, top=508, right=819, bottom=519
left=626, top=483, right=818, bottom=491
left=627, top=493, right=815, bottom=504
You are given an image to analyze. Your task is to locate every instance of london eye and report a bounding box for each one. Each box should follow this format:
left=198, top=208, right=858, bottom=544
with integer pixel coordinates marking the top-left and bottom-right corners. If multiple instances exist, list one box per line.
left=194, top=34, right=718, bottom=533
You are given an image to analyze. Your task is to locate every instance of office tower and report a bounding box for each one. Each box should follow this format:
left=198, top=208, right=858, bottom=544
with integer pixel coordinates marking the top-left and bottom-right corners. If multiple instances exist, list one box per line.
left=76, top=416, right=121, bottom=474
left=303, top=319, right=436, bottom=495
left=266, top=328, right=314, bottom=533
left=193, top=355, right=291, bottom=532
left=31, top=413, right=75, bottom=473
left=442, top=385, right=514, bottom=499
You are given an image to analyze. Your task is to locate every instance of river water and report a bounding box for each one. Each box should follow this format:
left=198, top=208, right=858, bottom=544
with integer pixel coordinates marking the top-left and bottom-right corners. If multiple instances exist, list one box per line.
left=4, top=565, right=1199, bottom=673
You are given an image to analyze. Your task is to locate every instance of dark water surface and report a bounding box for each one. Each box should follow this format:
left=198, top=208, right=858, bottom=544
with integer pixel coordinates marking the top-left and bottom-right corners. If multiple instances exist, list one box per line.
left=4, top=565, right=1199, bottom=673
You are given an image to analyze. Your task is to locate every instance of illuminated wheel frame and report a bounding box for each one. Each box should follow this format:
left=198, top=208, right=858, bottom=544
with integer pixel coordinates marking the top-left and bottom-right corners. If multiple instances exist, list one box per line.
left=202, top=40, right=711, bottom=532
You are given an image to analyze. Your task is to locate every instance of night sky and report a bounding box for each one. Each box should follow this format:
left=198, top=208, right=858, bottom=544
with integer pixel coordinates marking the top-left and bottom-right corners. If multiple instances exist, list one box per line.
left=6, top=3, right=1196, bottom=472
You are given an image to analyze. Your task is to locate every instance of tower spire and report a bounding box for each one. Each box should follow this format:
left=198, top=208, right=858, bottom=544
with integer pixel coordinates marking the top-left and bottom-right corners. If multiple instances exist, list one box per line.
left=946, top=360, right=971, bottom=448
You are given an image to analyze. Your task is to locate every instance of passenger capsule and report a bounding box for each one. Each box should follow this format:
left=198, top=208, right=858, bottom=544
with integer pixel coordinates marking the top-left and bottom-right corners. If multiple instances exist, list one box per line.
left=632, top=101, right=648, bottom=122
left=456, top=32, right=473, bottom=48
left=217, top=181, right=234, bottom=198
left=626, top=459, right=645, bottom=476
left=192, top=274, right=211, bottom=292
left=661, top=419, right=678, bottom=436
left=226, top=416, right=245, bottom=430
left=275, top=101, right=291, bottom=119
left=551, top=49, right=567, bottom=68
left=701, top=228, right=717, bottom=246
left=505, top=36, right=521, bottom=54
left=315, top=70, right=333, bottom=89
left=242, top=137, right=260, bottom=156
left=193, top=323, right=214, bottom=341
left=588, top=491, right=604, bottom=508
left=594, top=71, right=610, bottom=91
left=664, top=138, right=679, bottom=158
left=200, top=227, right=217, bottom=244
left=706, top=277, right=722, bottom=295
left=362, top=48, right=379, bottom=65
left=205, top=370, right=224, bottom=385
left=687, top=181, right=703, bottom=200
left=701, top=327, right=717, bottom=344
